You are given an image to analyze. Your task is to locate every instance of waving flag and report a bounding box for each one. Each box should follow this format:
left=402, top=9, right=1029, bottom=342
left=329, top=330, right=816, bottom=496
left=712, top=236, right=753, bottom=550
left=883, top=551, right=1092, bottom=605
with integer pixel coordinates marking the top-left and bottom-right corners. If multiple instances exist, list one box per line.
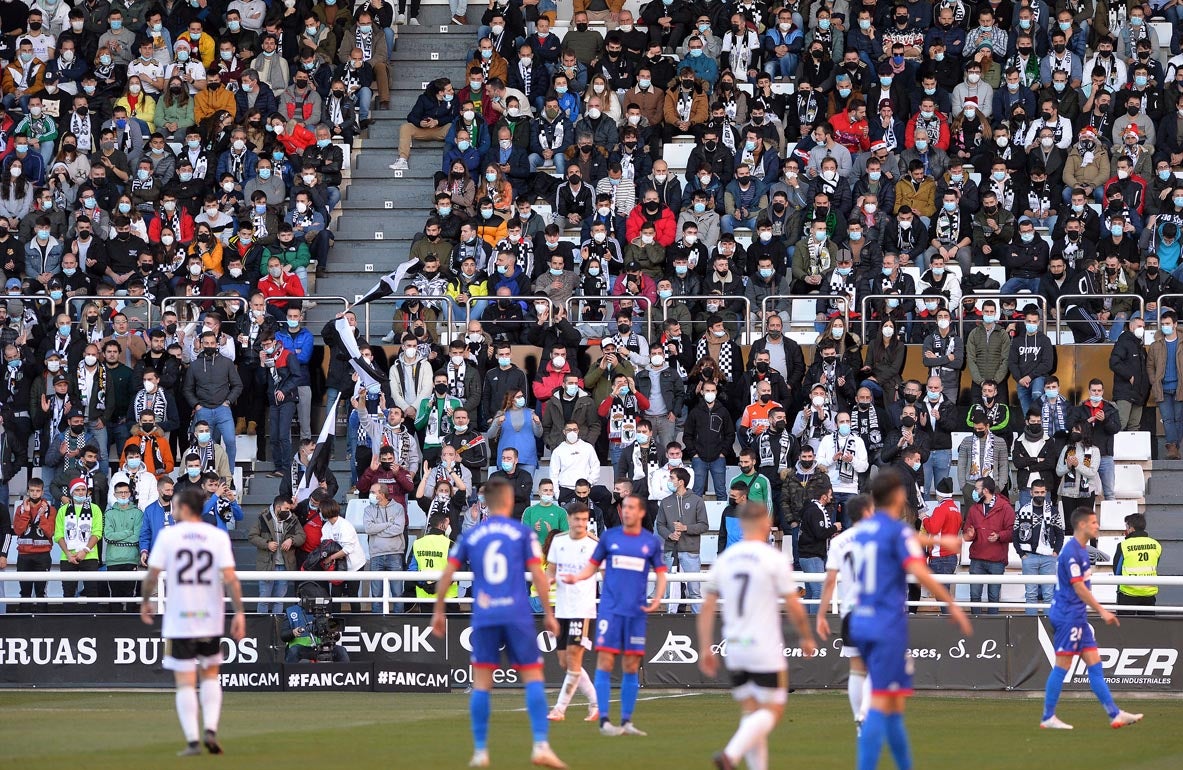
left=295, top=394, right=341, bottom=503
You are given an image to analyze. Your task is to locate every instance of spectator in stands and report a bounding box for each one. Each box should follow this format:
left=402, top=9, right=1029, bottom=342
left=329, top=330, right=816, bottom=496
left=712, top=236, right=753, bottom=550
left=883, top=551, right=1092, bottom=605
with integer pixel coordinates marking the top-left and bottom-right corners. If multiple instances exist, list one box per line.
left=796, top=476, right=839, bottom=615
left=683, top=379, right=734, bottom=500
left=1008, top=305, right=1056, bottom=415
left=923, top=478, right=962, bottom=599
left=1110, top=315, right=1150, bottom=430
left=249, top=496, right=305, bottom=615
left=1057, top=413, right=1102, bottom=514
left=54, top=477, right=104, bottom=612
left=488, top=388, right=542, bottom=475
left=1013, top=478, right=1063, bottom=616
left=965, top=298, right=1012, bottom=403
left=963, top=476, right=1014, bottom=616
left=959, top=409, right=1010, bottom=506
left=489, top=446, right=534, bottom=519
left=655, top=465, right=708, bottom=612
left=390, top=78, right=456, bottom=172
left=1148, top=311, right=1183, bottom=459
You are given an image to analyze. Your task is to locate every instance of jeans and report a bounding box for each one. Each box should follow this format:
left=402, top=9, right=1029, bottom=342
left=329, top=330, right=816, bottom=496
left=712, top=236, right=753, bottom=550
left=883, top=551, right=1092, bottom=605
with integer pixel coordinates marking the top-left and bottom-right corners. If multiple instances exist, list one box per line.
left=691, top=455, right=727, bottom=498
left=528, top=152, right=568, bottom=174
left=662, top=550, right=701, bottom=613
left=369, top=552, right=406, bottom=614
left=257, top=564, right=289, bottom=614
left=269, top=399, right=297, bottom=473
left=1160, top=394, right=1183, bottom=446
left=356, top=86, right=373, bottom=120
left=1098, top=454, right=1115, bottom=500
left=800, top=555, right=825, bottom=615
left=923, top=449, right=951, bottom=497
left=1016, top=375, right=1047, bottom=416
left=764, top=54, right=799, bottom=78
left=968, top=558, right=1005, bottom=615
left=1020, top=553, right=1056, bottom=615
left=720, top=214, right=757, bottom=234
left=108, top=419, right=132, bottom=463
left=194, top=404, right=238, bottom=470
left=296, top=385, right=313, bottom=439
left=89, top=420, right=109, bottom=467
left=1000, top=276, right=1041, bottom=296
left=928, top=554, right=959, bottom=613
left=347, top=409, right=361, bottom=486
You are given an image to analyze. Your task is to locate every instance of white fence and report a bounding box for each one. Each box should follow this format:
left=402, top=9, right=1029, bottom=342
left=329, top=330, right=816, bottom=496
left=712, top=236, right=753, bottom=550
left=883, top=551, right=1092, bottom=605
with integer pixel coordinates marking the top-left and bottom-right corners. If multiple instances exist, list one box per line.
left=2, top=571, right=1180, bottom=615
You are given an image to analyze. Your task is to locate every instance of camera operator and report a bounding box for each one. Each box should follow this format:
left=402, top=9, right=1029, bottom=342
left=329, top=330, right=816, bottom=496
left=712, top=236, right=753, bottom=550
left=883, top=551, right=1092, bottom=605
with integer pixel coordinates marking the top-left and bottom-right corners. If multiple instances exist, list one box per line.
left=282, top=584, right=350, bottom=663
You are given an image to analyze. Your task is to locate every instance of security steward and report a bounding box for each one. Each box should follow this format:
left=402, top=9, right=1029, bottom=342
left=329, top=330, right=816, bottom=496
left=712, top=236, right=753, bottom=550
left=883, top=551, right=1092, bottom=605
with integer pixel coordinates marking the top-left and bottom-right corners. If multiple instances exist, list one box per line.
left=1113, top=512, right=1162, bottom=616
left=409, top=511, right=458, bottom=610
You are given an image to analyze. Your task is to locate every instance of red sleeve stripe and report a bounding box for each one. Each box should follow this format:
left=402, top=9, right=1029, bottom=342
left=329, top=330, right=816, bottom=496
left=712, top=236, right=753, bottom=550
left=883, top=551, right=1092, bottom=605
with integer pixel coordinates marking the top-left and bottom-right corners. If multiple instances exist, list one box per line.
left=525, top=557, right=541, bottom=566
left=588, top=559, right=602, bottom=567
left=1070, top=576, right=1086, bottom=584
left=447, top=557, right=463, bottom=568
left=653, top=565, right=669, bottom=573
left=903, top=556, right=926, bottom=568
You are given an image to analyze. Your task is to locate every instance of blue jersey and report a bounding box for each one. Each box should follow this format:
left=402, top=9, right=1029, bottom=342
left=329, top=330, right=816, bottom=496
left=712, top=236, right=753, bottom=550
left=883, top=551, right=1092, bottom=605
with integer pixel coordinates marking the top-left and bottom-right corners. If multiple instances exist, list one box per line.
left=1050, top=537, right=1091, bottom=622
left=449, top=517, right=542, bottom=629
left=848, top=512, right=926, bottom=641
left=591, top=527, right=665, bottom=618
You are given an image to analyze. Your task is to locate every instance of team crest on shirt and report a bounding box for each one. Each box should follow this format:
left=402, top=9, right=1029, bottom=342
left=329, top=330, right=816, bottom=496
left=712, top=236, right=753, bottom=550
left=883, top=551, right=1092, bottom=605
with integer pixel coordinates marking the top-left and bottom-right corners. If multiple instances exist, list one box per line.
left=476, top=591, right=491, bottom=609
left=642, top=545, right=650, bottom=555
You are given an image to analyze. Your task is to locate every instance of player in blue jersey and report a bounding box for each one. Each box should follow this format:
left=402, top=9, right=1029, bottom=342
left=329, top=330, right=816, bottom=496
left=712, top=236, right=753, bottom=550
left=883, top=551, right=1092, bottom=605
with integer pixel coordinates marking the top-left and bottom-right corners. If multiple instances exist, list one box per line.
left=563, top=493, right=667, bottom=737
left=431, top=477, right=567, bottom=769
left=848, top=471, right=971, bottom=770
left=1040, top=506, right=1143, bottom=730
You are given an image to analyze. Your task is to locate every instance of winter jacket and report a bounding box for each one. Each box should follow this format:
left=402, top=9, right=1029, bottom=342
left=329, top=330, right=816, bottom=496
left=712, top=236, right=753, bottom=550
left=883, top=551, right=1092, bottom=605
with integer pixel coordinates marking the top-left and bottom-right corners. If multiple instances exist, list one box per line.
left=248, top=508, right=307, bottom=570
left=1013, top=498, right=1065, bottom=558
left=635, top=366, right=686, bottom=419
left=1011, top=433, right=1061, bottom=492
left=540, top=390, right=601, bottom=450
left=683, top=401, right=735, bottom=462
left=182, top=350, right=243, bottom=408
left=1109, top=329, right=1150, bottom=404
left=1146, top=334, right=1183, bottom=405
left=1070, top=400, right=1122, bottom=457
left=1056, top=441, right=1102, bottom=498
left=797, top=499, right=839, bottom=560
left=965, top=494, right=1015, bottom=563
left=966, top=324, right=1011, bottom=385
left=1007, top=331, right=1055, bottom=381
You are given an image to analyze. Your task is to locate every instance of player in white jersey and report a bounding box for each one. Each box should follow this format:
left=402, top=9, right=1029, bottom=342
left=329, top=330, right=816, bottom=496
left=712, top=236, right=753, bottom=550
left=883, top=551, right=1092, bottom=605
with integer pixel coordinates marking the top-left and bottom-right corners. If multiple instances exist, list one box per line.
left=697, top=502, right=817, bottom=770
left=545, top=502, right=601, bottom=722
left=817, top=493, right=873, bottom=730
left=141, top=488, right=246, bottom=757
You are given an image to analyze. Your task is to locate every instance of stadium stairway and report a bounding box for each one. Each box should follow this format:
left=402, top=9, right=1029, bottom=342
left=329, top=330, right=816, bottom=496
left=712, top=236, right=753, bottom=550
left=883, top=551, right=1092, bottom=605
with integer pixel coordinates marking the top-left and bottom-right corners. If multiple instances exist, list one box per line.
left=1137, top=462, right=1183, bottom=608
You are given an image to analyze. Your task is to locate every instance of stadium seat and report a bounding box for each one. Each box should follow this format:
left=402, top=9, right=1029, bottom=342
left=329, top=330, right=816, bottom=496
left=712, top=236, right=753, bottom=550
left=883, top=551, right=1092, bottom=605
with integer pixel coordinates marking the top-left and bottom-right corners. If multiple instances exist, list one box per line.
left=663, top=142, right=695, bottom=172
left=1099, top=499, right=1138, bottom=530
left=235, top=435, right=258, bottom=463
left=1096, top=536, right=1122, bottom=562
left=699, top=535, right=719, bottom=565
left=1113, top=463, right=1146, bottom=499
left=791, top=298, right=818, bottom=324
left=705, top=500, right=726, bottom=530
left=1113, top=431, right=1152, bottom=462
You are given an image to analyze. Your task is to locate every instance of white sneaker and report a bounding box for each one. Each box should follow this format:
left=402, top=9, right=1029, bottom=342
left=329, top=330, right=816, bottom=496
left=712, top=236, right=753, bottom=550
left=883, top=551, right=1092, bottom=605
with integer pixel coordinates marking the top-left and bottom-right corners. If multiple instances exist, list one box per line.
left=396, top=13, right=407, bottom=24
left=619, top=722, right=648, bottom=736
left=469, top=749, right=489, bottom=767
left=381, top=331, right=397, bottom=343
left=1111, top=710, right=1143, bottom=729
left=1040, top=715, right=1074, bottom=730
left=388, top=158, right=409, bottom=171
left=547, top=707, right=565, bottom=721
left=530, top=744, right=567, bottom=768
left=409, top=17, right=420, bottom=25
left=599, top=722, right=623, bottom=736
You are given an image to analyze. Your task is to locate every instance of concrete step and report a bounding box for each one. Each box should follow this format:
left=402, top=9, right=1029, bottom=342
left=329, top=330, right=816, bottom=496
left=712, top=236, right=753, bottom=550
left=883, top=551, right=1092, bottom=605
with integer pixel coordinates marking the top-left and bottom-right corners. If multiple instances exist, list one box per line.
left=390, top=60, right=475, bottom=84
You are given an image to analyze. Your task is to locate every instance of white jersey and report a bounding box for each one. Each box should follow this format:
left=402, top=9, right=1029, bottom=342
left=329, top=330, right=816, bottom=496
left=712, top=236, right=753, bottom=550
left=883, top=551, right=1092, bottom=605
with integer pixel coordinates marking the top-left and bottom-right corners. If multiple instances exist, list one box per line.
left=547, top=533, right=599, bottom=619
left=148, top=521, right=236, bottom=639
left=825, top=526, right=860, bottom=618
left=705, top=539, right=796, bottom=673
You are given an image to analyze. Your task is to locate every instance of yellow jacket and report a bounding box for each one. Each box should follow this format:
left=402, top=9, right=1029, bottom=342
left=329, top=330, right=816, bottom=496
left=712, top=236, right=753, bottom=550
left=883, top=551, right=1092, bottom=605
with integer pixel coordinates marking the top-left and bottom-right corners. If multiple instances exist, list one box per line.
left=116, top=94, right=157, bottom=133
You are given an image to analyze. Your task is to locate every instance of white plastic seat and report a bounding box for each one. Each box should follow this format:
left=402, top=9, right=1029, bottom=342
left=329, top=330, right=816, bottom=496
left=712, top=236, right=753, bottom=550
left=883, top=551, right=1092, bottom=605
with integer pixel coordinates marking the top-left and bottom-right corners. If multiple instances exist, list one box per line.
left=769, top=82, right=795, bottom=95
left=663, top=142, right=695, bottom=172
left=1099, top=499, right=1138, bottom=530
left=1113, top=431, right=1152, bottom=462
left=705, top=500, right=727, bottom=530
left=737, top=83, right=754, bottom=96
left=699, top=535, right=719, bottom=565
left=791, top=298, right=817, bottom=323
left=1113, top=463, right=1146, bottom=499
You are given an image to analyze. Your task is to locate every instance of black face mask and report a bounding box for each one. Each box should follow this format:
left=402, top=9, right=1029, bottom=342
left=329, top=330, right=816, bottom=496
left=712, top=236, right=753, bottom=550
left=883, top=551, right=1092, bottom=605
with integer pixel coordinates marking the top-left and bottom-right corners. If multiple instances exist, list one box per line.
left=901, top=416, right=916, bottom=427
left=434, top=383, right=448, bottom=395
left=799, top=459, right=814, bottom=469
left=71, top=424, right=85, bottom=434
left=1026, top=425, right=1043, bottom=439
left=703, top=141, right=717, bottom=152
left=160, top=493, right=173, bottom=504
left=1069, top=431, right=1082, bottom=442
left=1031, top=496, right=1046, bottom=507
left=141, top=422, right=156, bottom=432
left=974, top=428, right=988, bottom=438
left=1127, top=105, right=1140, bottom=117
left=755, top=361, right=769, bottom=373
left=902, top=392, right=919, bottom=404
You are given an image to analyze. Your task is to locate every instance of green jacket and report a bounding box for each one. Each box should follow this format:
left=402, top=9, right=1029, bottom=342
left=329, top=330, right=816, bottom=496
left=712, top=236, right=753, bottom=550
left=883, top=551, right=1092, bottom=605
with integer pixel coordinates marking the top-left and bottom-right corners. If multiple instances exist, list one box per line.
left=965, top=324, right=1011, bottom=385
left=103, top=502, right=145, bottom=566
left=54, top=503, right=104, bottom=562
left=415, top=395, right=463, bottom=449
left=521, top=503, right=569, bottom=541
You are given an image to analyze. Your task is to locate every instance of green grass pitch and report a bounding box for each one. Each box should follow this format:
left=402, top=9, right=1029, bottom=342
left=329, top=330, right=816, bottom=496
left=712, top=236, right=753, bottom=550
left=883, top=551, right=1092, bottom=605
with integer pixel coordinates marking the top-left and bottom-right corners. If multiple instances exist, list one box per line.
left=3, top=690, right=1181, bottom=769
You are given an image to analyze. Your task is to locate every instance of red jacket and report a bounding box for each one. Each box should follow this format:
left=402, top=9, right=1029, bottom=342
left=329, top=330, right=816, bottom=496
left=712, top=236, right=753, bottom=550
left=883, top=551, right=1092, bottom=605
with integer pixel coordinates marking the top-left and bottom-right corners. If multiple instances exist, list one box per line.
left=923, top=499, right=963, bottom=560
left=625, top=204, right=676, bottom=246
left=258, top=272, right=305, bottom=310
left=148, top=210, right=195, bottom=244
left=11, top=499, right=54, bottom=554
left=356, top=464, right=415, bottom=509
left=904, top=112, right=951, bottom=151
left=301, top=511, right=324, bottom=555
left=830, top=109, right=870, bottom=155
left=532, top=361, right=579, bottom=402
left=965, top=494, right=1015, bottom=563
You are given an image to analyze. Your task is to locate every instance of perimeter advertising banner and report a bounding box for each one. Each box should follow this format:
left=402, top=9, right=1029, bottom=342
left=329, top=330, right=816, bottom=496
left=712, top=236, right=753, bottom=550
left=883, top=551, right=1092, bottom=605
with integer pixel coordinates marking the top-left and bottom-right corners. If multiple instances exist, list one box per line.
left=1, top=614, right=1178, bottom=692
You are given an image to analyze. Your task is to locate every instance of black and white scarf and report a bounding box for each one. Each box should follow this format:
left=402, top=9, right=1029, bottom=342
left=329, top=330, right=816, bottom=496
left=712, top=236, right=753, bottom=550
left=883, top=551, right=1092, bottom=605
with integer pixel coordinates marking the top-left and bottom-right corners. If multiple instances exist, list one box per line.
left=607, top=394, right=639, bottom=441
left=696, top=336, right=735, bottom=382
left=447, top=362, right=467, bottom=400
left=832, top=434, right=856, bottom=481
left=935, top=209, right=961, bottom=244
left=968, top=433, right=995, bottom=482
left=382, top=424, right=414, bottom=466
left=796, top=92, right=819, bottom=125
left=136, top=433, right=167, bottom=474
left=1041, top=396, right=1068, bottom=437
left=132, top=391, right=168, bottom=425
left=77, top=363, right=106, bottom=414
left=853, top=406, right=883, bottom=453
left=189, top=440, right=215, bottom=473
left=757, top=429, right=793, bottom=470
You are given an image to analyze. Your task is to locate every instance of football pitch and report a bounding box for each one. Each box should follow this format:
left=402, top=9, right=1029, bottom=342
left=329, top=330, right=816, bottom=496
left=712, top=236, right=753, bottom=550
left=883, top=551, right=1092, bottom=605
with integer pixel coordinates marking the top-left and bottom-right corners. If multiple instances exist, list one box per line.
left=4, top=690, right=1182, bottom=769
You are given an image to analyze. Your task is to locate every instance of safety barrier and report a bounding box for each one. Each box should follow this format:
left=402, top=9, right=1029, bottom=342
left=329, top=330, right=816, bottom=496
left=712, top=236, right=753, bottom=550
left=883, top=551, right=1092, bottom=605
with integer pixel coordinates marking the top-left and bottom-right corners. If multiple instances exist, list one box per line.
left=858, top=293, right=1048, bottom=341
left=663, top=294, right=753, bottom=340
left=358, top=295, right=456, bottom=341
left=565, top=294, right=653, bottom=342
left=761, top=293, right=851, bottom=335
left=1054, top=293, right=1145, bottom=336
left=66, top=294, right=158, bottom=332
left=3, top=571, right=1178, bottom=614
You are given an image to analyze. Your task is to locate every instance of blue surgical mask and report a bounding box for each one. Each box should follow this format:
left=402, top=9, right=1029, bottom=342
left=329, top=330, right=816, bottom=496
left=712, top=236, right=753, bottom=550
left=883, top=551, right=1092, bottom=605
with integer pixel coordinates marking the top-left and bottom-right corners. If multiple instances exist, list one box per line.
left=1159, top=169, right=1173, bottom=181
left=693, top=202, right=706, bottom=213
left=565, top=383, right=579, bottom=397
left=498, top=356, right=511, bottom=367
left=943, top=200, right=956, bottom=212
left=759, top=268, right=774, bottom=279
left=258, top=168, right=272, bottom=180
left=849, top=231, right=863, bottom=242
left=1021, top=232, right=1034, bottom=243
left=316, top=138, right=331, bottom=148
left=1135, top=75, right=1148, bottom=88
left=983, top=314, right=997, bottom=324
left=915, top=140, right=929, bottom=151
left=838, top=424, right=851, bottom=436
left=675, top=265, right=688, bottom=276
left=126, top=458, right=142, bottom=470
left=457, top=140, right=471, bottom=152
left=500, top=461, right=514, bottom=472
left=971, top=489, right=982, bottom=502
left=880, top=77, right=892, bottom=88
left=286, top=319, right=299, bottom=329
left=1025, top=323, right=1039, bottom=334
left=1111, top=224, right=1124, bottom=237
left=196, top=432, right=210, bottom=443
left=187, top=467, right=201, bottom=478
left=838, top=87, right=851, bottom=98
left=869, top=171, right=881, bottom=181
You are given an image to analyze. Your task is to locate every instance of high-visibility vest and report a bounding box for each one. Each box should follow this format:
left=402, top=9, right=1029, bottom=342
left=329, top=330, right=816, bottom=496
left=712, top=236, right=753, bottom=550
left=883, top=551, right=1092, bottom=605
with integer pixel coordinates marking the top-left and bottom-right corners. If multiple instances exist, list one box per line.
left=412, top=533, right=458, bottom=599
left=1117, top=535, right=1162, bottom=597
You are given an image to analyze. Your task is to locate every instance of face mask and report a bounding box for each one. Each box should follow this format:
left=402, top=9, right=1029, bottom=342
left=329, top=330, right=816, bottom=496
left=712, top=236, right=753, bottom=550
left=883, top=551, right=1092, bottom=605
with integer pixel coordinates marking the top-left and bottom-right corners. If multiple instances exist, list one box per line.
left=82, top=354, right=97, bottom=367
left=982, top=314, right=997, bottom=325
left=1111, top=224, right=1124, bottom=238
left=915, top=140, right=928, bottom=152
left=498, top=356, right=512, bottom=368
left=703, top=391, right=717, bottom=403
left=838, top=424, right=852, bottom=437
left=187, top=467, right=201, bottom=479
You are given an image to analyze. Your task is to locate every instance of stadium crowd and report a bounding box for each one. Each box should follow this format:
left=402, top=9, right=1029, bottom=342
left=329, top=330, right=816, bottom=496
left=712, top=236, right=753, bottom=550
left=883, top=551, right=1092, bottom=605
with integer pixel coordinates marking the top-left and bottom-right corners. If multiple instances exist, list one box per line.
left=0, top=0, right=1177, bottom=617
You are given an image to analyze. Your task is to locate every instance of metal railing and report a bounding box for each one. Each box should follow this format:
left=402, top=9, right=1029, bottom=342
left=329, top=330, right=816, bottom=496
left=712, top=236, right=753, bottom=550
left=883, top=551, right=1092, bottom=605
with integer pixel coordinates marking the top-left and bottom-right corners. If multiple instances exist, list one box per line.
left=359, top=294, right=456, bottom=341
left=466, top=295, right=558, bottom=331
left=565, top=294, right=653, bottom=342
left=65, top=294, right=158, bottom=331
left=2, top=571, right=1181, bottom=614
left=663, top=294, right=753, bottom=340
left=1054, top=293, right=1145, bottom=336
left=1153, top=294, right=1183, bottom=328
left=858, top=293, right=1048, bottom=340
left=761, top=293, right=851, bottom=335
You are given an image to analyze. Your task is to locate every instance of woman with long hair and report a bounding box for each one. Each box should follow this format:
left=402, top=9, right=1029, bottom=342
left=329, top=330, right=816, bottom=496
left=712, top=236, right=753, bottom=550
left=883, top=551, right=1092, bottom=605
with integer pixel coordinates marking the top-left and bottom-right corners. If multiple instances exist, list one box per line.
left=477, top=163, right=514, bottom=217
left=52, top=132, right=91, bottom=191
left=949, top=104, right=993, bottom=169
left=1056, top=417, right=1101, bottom=519
left=860, top=318, right=907, bottom=404
left=584, top=73, right=623, bottom=121
left=116, top=75, right=157, bottom=132
left=0, top=160, right=33, bottom=229
left=92, top=45, right=125, bottom=101
left=486, top=388, right=542, bottom=476
left=816, top=315, right=863, bottom=371
left=436, top=159, right=476, bottom=216
left=189, top=222, right=224, bottom=277
left=158, top=77, right=194, bottom=142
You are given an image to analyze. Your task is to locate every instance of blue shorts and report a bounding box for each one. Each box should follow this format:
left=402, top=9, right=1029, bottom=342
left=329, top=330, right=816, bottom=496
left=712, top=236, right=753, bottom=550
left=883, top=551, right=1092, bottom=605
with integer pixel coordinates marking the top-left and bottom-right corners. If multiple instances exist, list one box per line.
left=595, top=612, right=647, bottom=655
left=469, top=621, right=543, bottom=670
left=1052, top=616, right=1097, bottom=656
left=858, top=635, right=914, bottom=696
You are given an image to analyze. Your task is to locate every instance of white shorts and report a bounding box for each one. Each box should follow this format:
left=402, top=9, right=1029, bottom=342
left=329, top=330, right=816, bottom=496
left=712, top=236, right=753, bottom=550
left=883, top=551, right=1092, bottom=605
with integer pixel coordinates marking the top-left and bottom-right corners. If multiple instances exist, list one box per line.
left=729, top=670, right=788, bottom=706
left=163, top=637, right=223, bottom=672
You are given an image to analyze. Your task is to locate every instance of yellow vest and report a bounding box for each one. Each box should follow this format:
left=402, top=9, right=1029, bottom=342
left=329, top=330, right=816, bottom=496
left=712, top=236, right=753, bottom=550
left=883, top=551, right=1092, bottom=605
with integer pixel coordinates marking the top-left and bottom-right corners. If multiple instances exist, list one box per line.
left=1117, top=535, right=1161, bottom=597
left=413, top=533, right=458, bottom=599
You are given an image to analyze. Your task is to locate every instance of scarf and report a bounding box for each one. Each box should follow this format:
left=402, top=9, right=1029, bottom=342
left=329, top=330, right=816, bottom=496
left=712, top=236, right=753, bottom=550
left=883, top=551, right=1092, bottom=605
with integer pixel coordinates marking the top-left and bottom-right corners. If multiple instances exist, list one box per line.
left=355, top=28, right=373, bottom=59
left=607, top=394, right=639, bottom=442
left=677, top=89, right=694, bottom=122
left=77, top=363, right=106, bottom=414
left=832, top=433, right=856, bottom=481
left=895, top=221, right=918, bottom=252
left=190, top=440, right=215, bottom=472
left=1040, top=397, right=1067, bottom=437
left=1063, top=442, right=1093, bottom=495
left=697, top=334, right=735, bottom=383
left=382, top=424, right=413, bottom=466
left=635, top=439, right=659, bottom=476
left=936, top=208, right=961, bottom=243
left=968, top=433, right=995, bottom=481
left=132, top=391, right=168, bottom=425
left=428, top=493, right=451, bottom=523
left=854, top=405, right=882, bottom=452
left=447, top=362, right=467, bottom=399
left=136, top=432, right=167, bottom=473
left=796, top=92, right=819, bottom=124
left=62, top=504, right=96, bottom=551
left=424, top=397, right=453, bottom=446
left=757, top=428, right=793, bottom=470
